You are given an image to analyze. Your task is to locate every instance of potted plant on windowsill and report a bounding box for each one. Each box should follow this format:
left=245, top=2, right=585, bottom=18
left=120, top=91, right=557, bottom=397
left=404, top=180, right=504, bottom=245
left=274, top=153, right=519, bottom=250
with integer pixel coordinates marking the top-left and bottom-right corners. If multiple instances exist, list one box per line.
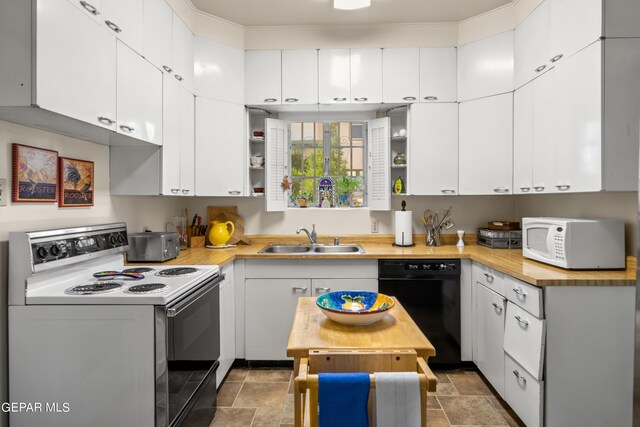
left=336, top=175, right=363, bottom=208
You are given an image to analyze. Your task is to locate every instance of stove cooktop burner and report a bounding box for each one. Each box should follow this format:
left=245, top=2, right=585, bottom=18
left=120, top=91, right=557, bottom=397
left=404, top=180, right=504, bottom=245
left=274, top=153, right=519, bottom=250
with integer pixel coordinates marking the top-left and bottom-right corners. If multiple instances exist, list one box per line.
left=122, top=267, right=155, bottom=274
left=156, top=267, right=199, bottom=277
left=65, top=281, right=124, bottom=295
left=124, top=283, right=167, bottom=294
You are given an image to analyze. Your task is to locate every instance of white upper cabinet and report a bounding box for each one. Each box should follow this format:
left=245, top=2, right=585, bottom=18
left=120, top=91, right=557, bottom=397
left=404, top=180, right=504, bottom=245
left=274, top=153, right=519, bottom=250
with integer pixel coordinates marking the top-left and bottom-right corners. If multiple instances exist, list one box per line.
left=142, top=0, right=173, bottom=75
left=419, top=48, right=457, bottom=102
left=171, top=13, right=194, bottom=92
left=195, top=37, right=245, bottom=104
left=195, top=97, right=245, bottom=196
left=318, top=49, right=350, bottom=104
left=116, top=41, right=163, bottom=145
left=245, top=50, right=282, bottom=105
left=101, top=0, right=144, bottom=53
left=459, top=93, right=513, bottom=195
left=282, top=50, right=318, bottom=105
left=409, top=103, right=458, bottom=195
left=37, top=0, right=117, bottom=131
left=383, top=48, right=420, bottom=103
left=549, top=0, right=601, bottom=66
left=458, top=31, right=514, bottom=102
left=351, top=48, right=382, bottom=104
left=513, top=81, right=534, bottom=194
left=515, top=0, right=550, bottom=89
left=65, top=0, right=103, bottom=22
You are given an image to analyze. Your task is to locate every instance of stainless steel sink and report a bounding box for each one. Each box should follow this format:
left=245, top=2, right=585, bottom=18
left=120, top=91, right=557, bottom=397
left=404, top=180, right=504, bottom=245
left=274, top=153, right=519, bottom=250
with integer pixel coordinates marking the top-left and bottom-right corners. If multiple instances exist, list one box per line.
left=258, top=243, right=365, bottom=255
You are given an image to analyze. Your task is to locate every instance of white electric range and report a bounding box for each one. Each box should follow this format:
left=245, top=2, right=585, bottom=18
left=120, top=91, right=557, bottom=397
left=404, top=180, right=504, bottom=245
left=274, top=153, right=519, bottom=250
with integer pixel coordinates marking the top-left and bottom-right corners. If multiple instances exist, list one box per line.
left=8, top=223, right=222, bottom=427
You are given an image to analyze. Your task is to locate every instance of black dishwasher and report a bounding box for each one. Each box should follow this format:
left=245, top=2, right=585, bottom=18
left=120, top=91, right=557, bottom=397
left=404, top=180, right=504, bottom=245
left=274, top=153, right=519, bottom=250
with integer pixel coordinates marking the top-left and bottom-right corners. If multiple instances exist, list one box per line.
left=378, top=259, right=461, bottom=366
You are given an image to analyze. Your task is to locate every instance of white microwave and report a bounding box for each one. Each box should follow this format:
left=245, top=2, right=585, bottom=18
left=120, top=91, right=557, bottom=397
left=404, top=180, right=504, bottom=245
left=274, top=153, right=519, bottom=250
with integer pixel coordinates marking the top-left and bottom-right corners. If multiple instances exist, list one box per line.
left=522, top=218, right=625, bottom=269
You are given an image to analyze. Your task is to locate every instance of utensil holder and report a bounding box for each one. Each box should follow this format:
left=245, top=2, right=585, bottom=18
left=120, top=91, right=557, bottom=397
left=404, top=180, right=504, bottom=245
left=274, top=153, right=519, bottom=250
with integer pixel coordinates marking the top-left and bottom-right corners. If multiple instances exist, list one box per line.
left=187, top=226, right=206, bottom=248
left=425, top=226, right=442, bottom=246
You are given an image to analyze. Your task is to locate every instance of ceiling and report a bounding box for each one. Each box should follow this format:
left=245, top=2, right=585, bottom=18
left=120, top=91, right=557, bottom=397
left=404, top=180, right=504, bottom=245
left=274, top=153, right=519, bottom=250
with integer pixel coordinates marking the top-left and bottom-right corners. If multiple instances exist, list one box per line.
left=191, top=0, right=513, bottom=27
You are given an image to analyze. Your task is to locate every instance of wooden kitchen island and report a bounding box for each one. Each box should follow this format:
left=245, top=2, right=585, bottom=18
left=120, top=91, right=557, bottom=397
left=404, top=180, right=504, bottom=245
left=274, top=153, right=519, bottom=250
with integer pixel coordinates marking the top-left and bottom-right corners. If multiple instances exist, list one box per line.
left=287, top=297, right=436, bottom=427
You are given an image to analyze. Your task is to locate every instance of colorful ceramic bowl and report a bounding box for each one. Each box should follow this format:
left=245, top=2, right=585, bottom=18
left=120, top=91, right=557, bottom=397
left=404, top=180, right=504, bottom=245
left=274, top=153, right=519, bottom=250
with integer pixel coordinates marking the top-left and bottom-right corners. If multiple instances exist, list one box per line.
left=315, top=291, right=395, bottom=326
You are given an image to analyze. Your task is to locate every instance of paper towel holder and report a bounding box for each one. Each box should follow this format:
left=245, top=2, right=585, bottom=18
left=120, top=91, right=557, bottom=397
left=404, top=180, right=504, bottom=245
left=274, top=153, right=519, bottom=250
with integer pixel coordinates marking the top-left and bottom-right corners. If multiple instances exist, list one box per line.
left=393, top=200, right=416, bottom=247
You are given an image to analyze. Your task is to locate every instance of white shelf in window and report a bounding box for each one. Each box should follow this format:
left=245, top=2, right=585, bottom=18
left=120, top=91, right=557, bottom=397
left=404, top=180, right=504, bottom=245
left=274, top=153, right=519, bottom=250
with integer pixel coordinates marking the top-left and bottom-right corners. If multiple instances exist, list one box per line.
left=250, top=192, right=265, bottom=197
left=250, top=138, right=265, bottom=143
left=391, top=164, right=407, bottom=168
left=391, top=136, right=407, bottom=142
left=249, top=166, right=265, bottom=170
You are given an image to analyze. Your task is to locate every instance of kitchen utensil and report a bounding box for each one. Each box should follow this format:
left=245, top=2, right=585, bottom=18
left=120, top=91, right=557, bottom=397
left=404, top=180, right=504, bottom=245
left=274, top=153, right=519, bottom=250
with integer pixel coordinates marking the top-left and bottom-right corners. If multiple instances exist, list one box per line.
left=93, top=271, right=145, bottom=280
left=208, top=220, right=235, bottom=247
left=250, top=155, right=264, bottom=167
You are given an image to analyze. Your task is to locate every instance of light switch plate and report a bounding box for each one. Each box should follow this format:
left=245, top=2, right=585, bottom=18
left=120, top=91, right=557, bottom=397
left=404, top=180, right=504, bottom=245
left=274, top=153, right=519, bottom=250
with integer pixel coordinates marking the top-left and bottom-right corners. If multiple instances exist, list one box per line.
left=371, top=218, right=379, bottom=233
left=0, top=179, right=7, bottom=206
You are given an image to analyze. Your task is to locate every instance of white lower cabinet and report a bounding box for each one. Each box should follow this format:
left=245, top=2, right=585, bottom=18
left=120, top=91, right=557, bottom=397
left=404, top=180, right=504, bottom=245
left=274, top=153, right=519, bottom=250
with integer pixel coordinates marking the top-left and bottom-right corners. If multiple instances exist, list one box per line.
left=504, top=354, right=543, bottom=427
left=503, top=304, right=545, bottom=381
left=218, top=264, right=236, bottom=387
left=475, top=283, right=506, bottom=397
left=311, top=279, right=377, bottom=296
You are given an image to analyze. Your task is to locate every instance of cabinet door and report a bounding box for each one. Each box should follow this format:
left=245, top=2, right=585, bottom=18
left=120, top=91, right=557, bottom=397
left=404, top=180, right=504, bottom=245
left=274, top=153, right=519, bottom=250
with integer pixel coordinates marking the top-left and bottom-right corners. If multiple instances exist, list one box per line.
left=382, top=48, right=420, bottom=103
left=218, top=266, right=236, bottom=387
left=171, top=13, right=194, bottom=92
left=476, top=283, right=506, bottom=397
left=318, top=49, right=350, bottom=104
left=245, top=278, right=311, bottom=360
left=514, top=0, right=550, bottom=89
left=179, top=87, right=195, bottom=195
left=419, top=48, right=457, bottom=102
left=143, top=0, right=173, bottom=74
left=161, top=76, right=181, bottom=195
left=549, top=0, right=601, bottom=66
left=409, top=103, right=458, bottom=195
left=554, top=42, right=602, bottom=192
left=265, top=118, right=289, bottom=212
left=245, top=50, right=282, bottom=105
left=531, top=70, right=555, bottom=193
left=282, top=50, right=318, bottom=105
left=459, top=94, right=513, bottom=195
left=195, top=97, right=245, bottom=196
left=311, top=279, right=378, bottom=297
left=368, top=117, right=391, bottom=211
left=351, top=48, right=382, bottom=104
left=36, top=0, right=117, bottom=130
left=195, top=37, right=245, bottom=104
left=65, top=0, right=103, bottom=22
left=513, top=82, right=534, bottom=194
left=458, top=31, right=514, bottom=102
left=101, top=0, right=144, bottom=53
left=116, top=41, right=163, bottom=145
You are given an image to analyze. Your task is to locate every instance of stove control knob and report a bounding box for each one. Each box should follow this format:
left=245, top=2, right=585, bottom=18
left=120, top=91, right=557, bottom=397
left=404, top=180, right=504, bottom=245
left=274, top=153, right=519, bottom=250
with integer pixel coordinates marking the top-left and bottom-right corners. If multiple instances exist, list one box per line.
left=117, top=234, right=125, bottom=243
left=109, top=235, right=117, bottom=245
left=50, top=244, right=61, bottom=257
left=36, top=246, right=48, bottom=259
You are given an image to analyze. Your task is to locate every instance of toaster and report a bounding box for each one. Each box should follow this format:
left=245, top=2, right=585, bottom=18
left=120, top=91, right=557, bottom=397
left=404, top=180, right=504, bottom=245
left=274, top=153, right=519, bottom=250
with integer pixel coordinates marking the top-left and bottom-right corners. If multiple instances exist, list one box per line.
left=127, top=231, right=180, bottom=262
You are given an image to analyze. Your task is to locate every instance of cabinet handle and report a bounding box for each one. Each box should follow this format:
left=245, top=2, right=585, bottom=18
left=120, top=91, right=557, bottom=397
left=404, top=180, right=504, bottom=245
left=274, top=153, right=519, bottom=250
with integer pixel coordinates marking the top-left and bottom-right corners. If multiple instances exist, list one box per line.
left=315, top=287, right=331, bottom=295
left=105, top=20, right=122, bottom=33
left=119, top=125, right=134, bottom=133
left=97, top=116, right=115, bottom=125
left=264, top=98, right=278, bottom=103
left=292, top=286, right=308, bottom=293
left=493, top=187, right=509, bottom=193
left=533, top=185, right=545, bottom=192
left=491, top=302, right=503, bottom=313
left=174, top=74, right=183, bottom=82
left=354, top=97, right=368, bottom=102
left=228, top=190, right=241, bottom=195
left=535, top=64, right=547, bottom=73
left=441, top=189, right=456, bottom=194
left=519, top=187, right=531, bottom=192
left=333, top=97, right=347, bottom=102
left=80, top=1, right=99, bottom=15
left=513, top=370, right=527, bottom=384
left=284, top=98, right=299, bottom=103
left=550, top=54, right=564, bottom=63
left=556, top=184, right=571, bottom=191
left=162, top=65, right=173, bottom=73
left=402, top=96, right=417, bottom=101
left=515, top=315, right=530, bottom=327
left=513, top=287, right=527, bottom=297
left=171, top=189, right=180, bottom=194
left=423, top=96, right=438, bottom=101
left=181, top=189, right=190, bottom=194
left=483, top=272, right=494, bottom=282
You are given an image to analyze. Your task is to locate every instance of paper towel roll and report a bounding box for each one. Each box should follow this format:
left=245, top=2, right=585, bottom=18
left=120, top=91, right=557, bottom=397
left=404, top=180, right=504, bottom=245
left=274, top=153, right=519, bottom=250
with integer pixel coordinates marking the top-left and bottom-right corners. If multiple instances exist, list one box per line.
left=395, top=211, right=413, bottom=246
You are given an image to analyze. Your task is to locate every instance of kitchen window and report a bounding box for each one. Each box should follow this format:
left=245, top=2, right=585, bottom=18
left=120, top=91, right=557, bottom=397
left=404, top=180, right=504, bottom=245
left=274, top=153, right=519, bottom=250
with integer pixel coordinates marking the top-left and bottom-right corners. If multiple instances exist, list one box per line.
left=289, top=121, right=367, bottom=208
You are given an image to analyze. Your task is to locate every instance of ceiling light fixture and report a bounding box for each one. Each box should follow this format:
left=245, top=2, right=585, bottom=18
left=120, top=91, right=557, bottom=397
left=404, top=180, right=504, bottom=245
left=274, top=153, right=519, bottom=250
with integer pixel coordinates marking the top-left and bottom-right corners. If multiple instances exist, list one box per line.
left=334, top=0, right=371, bottom=10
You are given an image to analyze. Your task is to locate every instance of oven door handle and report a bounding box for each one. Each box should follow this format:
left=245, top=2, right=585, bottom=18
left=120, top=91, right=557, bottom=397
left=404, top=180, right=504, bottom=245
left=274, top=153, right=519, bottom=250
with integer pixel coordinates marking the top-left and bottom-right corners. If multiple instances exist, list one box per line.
left=167, top=274, right=224, bottom=317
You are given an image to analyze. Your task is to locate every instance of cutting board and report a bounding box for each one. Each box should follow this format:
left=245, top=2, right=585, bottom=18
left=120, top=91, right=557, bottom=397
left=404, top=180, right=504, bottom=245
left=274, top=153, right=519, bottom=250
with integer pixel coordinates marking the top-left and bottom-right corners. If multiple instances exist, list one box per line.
left=206, top=206, right=251, bottom=245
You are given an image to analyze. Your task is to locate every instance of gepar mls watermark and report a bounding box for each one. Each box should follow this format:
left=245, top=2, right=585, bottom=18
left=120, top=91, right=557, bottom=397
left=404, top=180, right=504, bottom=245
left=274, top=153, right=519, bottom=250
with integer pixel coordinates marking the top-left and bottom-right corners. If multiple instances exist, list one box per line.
left=2, top=402, right=70, bottom=413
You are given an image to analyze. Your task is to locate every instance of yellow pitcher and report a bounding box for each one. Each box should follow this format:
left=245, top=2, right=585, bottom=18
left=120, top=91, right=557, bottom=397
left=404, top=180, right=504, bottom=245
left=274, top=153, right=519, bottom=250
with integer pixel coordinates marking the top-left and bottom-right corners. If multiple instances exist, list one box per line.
left=208, top=220, right=235, bottom=246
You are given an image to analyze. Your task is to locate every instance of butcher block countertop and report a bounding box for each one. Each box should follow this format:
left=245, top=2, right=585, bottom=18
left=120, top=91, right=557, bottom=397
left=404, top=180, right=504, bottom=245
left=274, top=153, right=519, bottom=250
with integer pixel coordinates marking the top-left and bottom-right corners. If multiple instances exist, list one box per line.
left=129, top=234, right=636, bottom=287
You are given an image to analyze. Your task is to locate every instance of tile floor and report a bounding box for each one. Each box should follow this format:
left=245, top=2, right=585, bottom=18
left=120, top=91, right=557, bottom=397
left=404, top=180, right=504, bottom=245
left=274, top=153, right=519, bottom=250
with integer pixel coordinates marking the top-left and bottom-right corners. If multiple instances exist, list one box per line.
left=210, top=367, right=525, bottom=427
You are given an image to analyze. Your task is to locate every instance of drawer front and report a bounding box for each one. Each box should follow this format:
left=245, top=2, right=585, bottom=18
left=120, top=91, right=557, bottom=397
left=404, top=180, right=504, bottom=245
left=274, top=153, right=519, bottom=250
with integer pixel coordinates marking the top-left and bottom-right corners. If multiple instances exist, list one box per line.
left=505, top=354, right=543, bottom=427
left=504, top=303, right=546, bottom=380
left=505, top=276, right=543, bottom=318
left=472, top=262, right=505, bottom=296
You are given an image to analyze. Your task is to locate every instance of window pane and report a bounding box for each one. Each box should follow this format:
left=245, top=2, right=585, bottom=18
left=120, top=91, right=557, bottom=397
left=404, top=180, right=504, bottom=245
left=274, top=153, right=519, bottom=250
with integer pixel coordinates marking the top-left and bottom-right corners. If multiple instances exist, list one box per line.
left=302, top=148, right=316, bottom=176
left=339, top=122, right=351, bottom=146
left=291, top=122, right=302, bottom=143
left=352, top=123, right=364, bottom=146
left=316, top=123, right=324, bottom=146
left=303, top=122, right=314, bottom=142
left=351, top=147, right=364, bottom=173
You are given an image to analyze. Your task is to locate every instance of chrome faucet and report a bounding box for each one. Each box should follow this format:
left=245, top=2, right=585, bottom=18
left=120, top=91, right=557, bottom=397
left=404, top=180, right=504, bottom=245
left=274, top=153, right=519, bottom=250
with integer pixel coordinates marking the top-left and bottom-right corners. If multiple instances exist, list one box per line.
left=297, top=224, right=317, bottom=244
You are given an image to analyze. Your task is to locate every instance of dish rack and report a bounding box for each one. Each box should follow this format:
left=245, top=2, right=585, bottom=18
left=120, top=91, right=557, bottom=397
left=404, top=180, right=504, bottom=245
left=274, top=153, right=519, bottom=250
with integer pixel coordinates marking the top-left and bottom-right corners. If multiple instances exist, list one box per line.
left=477, top=228, right=522, bottom=249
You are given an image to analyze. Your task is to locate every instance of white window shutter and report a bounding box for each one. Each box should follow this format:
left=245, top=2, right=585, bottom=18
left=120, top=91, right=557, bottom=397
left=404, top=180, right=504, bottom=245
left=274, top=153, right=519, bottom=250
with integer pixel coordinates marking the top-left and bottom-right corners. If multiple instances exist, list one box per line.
left=265, top=118, right=289, bottom=212
left=367, top=117, right=391, bottom=211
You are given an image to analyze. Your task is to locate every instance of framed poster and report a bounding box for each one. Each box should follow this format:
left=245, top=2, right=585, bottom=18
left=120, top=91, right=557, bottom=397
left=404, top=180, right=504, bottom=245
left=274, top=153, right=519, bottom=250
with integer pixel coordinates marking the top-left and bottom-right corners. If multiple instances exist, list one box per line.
left=59, top=157, right=94, bottom=207
left=12, top=143, right=58, bottom=202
